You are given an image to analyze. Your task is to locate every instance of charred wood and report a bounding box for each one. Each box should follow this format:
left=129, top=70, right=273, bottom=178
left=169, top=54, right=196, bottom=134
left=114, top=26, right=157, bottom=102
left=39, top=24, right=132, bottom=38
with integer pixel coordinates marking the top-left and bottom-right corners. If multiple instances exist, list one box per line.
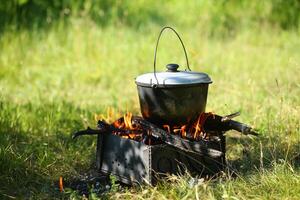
left=204, top=114, right=258, bottom=136
left=72, top=120, right=144, bottom=139
left=132, top=117, right=223, bottom=158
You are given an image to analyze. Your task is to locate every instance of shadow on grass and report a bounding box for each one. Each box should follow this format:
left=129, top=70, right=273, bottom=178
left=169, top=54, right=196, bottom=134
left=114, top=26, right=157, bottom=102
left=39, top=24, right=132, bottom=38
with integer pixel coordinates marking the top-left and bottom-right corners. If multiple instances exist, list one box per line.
left=0, top=100, right=98, bottom=199
left=0, top=98, right=299, bottom=198
left=0, top=129, right=51, bottom=199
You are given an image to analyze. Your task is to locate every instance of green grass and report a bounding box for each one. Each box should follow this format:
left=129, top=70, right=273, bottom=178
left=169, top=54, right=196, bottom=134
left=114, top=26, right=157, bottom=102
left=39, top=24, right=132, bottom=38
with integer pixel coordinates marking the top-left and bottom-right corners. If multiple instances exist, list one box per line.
left=0, top=15, right=300, bottom=199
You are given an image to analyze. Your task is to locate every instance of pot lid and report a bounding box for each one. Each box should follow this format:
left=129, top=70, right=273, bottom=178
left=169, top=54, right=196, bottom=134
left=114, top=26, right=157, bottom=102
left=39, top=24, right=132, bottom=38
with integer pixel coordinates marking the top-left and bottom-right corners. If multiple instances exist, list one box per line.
left=135, top=63, right=212, bottom=88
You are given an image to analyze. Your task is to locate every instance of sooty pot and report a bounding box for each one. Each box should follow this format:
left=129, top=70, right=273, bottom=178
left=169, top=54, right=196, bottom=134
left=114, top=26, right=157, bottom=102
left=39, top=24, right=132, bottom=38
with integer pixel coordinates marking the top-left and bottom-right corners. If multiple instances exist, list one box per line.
left=135, top=27, right=212, bottom=126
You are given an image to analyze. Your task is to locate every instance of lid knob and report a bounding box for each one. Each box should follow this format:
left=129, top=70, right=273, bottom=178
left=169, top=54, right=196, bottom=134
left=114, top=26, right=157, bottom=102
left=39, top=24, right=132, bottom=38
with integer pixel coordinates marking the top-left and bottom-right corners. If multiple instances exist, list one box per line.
left=166, top=63, right=179, bottom=72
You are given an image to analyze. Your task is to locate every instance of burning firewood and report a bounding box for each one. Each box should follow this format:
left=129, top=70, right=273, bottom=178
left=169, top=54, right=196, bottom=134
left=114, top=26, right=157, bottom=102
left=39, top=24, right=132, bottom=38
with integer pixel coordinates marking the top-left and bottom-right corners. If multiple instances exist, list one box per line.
left=73, top=112, right=257, bottom=159
left=131, top=116, right=224, bottom=158
left=72, top=112, right=258, bottom=185
left=73, top=112, right=257, bottom=140
left=72, top=122, right=144, bottom=140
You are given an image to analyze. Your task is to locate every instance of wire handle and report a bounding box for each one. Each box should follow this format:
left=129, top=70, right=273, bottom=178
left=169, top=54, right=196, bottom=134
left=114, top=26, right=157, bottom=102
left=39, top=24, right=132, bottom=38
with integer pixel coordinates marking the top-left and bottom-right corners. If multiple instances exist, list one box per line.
left=153, top=26, right=190, bottom=86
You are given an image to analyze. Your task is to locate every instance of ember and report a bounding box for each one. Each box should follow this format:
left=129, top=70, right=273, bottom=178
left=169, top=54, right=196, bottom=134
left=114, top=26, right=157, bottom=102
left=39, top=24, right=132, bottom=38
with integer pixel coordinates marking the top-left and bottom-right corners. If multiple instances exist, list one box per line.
left=74, top=112, right=257, bottom=150
left=162, top=112, right=216, bottom=140
left=96, top=112, right=224, bottom=144
left=84, top=112, right=220, bottom=144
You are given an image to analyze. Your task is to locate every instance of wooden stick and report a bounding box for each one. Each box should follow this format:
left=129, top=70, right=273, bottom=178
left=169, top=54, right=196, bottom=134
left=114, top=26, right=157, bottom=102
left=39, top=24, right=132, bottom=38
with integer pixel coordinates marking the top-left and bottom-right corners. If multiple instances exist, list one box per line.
left=132, top=117, right=223, bottom=158
left=72, top=120, right=144, bottom=139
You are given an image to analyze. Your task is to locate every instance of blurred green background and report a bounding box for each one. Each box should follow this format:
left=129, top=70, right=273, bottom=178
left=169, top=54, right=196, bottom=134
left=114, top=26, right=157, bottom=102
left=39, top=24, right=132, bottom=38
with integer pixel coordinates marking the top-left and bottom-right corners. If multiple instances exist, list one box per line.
left=1, top=0, right=300, bottom=32
left=0, top=0, right=299, bottom=199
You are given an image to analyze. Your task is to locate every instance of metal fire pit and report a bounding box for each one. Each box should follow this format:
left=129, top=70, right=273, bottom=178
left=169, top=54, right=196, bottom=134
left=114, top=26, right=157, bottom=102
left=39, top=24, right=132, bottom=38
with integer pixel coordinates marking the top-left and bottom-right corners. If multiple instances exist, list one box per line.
left=73, top=113, right=257, bottom=185
left=95, top=132, right=226, bottom=185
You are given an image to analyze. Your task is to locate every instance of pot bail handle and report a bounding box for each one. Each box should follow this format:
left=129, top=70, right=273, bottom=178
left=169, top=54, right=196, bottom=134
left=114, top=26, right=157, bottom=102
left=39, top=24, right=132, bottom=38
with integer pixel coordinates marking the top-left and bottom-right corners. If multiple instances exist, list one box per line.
left=153, top=26, right=190, bottom=86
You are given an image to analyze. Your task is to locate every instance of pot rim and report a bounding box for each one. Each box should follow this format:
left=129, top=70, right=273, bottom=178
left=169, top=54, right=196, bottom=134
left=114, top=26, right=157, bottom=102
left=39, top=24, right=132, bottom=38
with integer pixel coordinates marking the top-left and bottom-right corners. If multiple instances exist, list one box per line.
left=136, top=81, right=212, bottom=88
left=135, top=70, right=212, bottom=89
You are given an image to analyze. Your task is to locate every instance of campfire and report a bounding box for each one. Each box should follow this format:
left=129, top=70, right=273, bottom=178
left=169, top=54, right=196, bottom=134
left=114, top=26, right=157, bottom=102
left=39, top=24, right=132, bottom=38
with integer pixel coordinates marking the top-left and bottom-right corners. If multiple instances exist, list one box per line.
left=74, top=112, right=256, bottom=142
left=83, top=112, right=216, bottom=142
left=72, top=26, right=257, bottom=185
left=73, top=111, right=257, bottom=185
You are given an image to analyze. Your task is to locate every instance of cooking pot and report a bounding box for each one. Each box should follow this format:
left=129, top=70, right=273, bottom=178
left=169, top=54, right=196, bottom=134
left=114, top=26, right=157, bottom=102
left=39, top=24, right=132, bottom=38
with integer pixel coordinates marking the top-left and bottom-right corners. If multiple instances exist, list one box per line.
left=135, top=27, right=212, bottom=126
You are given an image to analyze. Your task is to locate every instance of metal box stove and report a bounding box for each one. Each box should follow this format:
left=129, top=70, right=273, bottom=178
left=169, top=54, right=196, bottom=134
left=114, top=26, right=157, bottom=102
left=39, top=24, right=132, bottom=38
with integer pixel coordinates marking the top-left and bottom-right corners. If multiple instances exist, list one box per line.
left=96, top=132, right=226, bottom=185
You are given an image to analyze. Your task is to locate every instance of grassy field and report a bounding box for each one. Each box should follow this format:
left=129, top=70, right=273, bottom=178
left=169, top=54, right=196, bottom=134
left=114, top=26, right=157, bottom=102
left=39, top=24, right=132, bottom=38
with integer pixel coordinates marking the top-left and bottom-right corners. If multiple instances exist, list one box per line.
left=0, top=1, right=300, bottom=199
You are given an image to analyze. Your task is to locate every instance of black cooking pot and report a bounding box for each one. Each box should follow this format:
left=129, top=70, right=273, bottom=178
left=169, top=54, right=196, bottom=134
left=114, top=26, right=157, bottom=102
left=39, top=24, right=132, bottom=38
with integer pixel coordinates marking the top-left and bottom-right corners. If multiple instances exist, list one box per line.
left=135, top=27, right=212, bottom=126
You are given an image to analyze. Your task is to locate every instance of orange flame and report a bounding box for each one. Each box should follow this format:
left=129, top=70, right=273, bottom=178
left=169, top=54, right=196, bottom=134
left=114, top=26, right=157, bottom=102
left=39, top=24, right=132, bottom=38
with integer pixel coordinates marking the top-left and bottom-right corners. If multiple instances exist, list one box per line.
left=161, top=112, right=215, bottom=140
left=111, top=112, right=143, bottom=140
left=163, top=125, right=171, bottom=133
left=181, top=125, right=187, bottom=138
left=124, top=112, right=133, bottom=129
left=59, top=176, right=64, bottom=192
left=111, top=112, right=215, bottom=143
left=193, top=116, right=201, bottom=139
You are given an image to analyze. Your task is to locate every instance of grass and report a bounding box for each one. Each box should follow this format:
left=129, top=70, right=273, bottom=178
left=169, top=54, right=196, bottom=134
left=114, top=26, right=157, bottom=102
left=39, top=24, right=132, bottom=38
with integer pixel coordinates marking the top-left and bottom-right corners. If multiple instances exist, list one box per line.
left=0, top=16, right=299, bottom=199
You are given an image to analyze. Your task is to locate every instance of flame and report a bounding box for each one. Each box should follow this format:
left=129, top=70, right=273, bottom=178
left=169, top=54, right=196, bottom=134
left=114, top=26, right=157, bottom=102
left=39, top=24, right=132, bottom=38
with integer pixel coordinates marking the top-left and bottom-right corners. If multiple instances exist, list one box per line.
left=94, top=107, right=117, bottom=123
left=181, top=125, right=187, bottom=138
left=193, top=112, right=215, bottom=139
left=161, top=112, right=215, bottom=140
left=113, top=119, right=124, bottom=129
left=124, top=112, right=133, bottom=129
left=173, top=128, right=181, bottom=135
left=110, top=112, right=144, bottom=140
left=94, top=113, right=105, bottom=122
left=128, top=133, right=137, bottom=139
left=163, top=125, right=171, bottom=133
left=110, top=112, right=215, bottom=143
left=193, top=116, right=201, bottom=139
left=59, top=176, right=64, bottom=192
